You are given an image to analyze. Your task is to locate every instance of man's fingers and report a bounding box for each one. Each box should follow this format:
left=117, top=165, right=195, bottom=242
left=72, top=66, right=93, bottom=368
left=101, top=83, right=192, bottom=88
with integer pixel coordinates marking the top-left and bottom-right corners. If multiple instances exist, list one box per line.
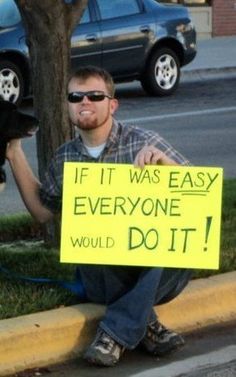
left=150, top=150, right=163, bottom=164
left=134, top=146, right=166, bottom=168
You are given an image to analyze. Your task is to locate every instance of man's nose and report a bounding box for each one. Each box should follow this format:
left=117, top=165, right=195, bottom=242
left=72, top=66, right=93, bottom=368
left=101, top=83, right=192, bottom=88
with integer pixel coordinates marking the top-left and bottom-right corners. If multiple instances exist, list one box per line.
left=81, top=94, right=91, bottom=103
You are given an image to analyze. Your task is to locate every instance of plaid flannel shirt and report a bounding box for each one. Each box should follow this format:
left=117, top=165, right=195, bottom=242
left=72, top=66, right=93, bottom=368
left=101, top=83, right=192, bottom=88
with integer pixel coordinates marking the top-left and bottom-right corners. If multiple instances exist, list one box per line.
left=40, top=119, right=189, bottom=213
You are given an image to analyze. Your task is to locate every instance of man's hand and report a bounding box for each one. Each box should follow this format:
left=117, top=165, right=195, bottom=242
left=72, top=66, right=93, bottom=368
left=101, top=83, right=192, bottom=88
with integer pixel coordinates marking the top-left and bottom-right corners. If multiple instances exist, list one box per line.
left=134, top=145, right=177, bottom=168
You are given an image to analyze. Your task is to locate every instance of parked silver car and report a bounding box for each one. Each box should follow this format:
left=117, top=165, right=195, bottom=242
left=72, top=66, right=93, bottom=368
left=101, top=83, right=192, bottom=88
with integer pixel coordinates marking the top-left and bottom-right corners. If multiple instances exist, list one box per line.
left=0, top=0, right=197, bottom=104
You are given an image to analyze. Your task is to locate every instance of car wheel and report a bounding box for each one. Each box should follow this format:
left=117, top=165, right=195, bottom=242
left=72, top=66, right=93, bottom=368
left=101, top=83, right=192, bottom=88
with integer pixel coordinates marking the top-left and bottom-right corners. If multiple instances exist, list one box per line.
left=0, top=60, right=24, bottom=104
left=141, top=48, right=180, bottom=96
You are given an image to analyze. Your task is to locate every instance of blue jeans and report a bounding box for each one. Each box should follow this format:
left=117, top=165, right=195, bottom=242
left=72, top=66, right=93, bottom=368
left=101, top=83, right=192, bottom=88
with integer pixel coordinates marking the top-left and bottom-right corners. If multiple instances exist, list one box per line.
left=78, top=265, right=192, bottom=349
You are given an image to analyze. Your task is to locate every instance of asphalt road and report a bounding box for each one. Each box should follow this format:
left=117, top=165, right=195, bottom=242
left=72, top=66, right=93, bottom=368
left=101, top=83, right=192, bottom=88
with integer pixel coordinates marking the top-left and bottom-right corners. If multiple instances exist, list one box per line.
left=0, top=76, right=236, bottom=215
left=14, top=322, right=236, bottom=377
left=116, top=77, right=236, bottom=177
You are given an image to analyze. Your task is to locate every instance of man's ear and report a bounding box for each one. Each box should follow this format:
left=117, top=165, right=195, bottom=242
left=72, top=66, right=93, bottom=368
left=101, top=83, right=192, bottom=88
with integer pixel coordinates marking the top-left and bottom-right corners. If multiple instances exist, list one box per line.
left=110, top=98, right=119, bottom=115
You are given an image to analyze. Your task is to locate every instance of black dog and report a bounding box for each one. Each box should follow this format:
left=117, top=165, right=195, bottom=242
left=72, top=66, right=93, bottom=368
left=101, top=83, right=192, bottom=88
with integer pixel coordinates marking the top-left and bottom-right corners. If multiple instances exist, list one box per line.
left=0, top=100, right=38, bottom=192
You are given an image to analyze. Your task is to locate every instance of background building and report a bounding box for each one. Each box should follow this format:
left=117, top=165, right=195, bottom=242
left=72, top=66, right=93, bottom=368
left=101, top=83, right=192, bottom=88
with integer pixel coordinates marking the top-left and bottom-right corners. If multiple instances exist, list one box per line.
left=212, top=0, right=236, bottom=37
left=159, top=0, right=236, bottom=39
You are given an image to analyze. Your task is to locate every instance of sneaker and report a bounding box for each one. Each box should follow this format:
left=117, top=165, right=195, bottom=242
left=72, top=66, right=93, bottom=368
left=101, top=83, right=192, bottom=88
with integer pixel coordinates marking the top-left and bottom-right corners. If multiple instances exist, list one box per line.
left=84, top=328, right=125, bottom=367
left=141, top=320, right=185, bottom=357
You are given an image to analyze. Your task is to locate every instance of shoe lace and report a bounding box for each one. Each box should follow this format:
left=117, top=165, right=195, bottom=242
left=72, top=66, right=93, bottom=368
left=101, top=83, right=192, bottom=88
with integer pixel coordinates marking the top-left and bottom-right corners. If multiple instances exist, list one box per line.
left=147, top=322, right=170, bottom=342
left=96, top=332, right=117, bottom=352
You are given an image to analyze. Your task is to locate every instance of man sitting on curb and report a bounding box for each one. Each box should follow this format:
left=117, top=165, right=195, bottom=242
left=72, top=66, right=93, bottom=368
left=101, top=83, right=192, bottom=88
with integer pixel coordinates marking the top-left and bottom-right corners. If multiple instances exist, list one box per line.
left=6, top=66, right=191, bottom=367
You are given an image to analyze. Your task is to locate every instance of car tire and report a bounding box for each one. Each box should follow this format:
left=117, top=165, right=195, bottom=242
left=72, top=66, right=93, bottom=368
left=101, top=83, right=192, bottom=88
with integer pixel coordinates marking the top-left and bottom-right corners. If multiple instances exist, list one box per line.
left=0, top=60, right=24, bottom=104
left=141, top=48, right=180, bottom=96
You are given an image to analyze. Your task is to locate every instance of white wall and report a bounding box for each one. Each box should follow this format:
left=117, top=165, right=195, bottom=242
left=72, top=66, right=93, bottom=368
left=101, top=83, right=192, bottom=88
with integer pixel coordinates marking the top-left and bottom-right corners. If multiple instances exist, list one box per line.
left=189, top=6, right=212, bottom=39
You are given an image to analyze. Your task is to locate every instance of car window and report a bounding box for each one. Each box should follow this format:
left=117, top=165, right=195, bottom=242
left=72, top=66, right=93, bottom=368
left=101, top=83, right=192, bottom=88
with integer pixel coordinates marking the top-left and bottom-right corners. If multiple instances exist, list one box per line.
left=80, top=7, right=90, bottom=24
left=0, top=0, right=21, bottom=28
left=97, top=0, right=140, bottom=20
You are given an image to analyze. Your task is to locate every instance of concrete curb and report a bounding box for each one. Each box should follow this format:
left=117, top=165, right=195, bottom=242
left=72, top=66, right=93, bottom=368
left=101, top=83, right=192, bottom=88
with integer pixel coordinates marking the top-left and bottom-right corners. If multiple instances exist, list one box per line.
left=1, top=271, right=236, bottom=376
left=181, top=66, right=236, bottom=82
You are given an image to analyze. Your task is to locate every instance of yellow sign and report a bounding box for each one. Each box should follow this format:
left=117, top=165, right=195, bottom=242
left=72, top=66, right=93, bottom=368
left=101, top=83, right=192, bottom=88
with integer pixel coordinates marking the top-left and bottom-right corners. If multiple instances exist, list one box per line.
left=60, top=163, right=223, bottom=269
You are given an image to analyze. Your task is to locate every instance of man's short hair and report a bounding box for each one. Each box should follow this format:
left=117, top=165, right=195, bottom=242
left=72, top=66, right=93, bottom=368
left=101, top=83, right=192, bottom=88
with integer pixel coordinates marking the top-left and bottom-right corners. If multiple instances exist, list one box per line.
left=68, top=66, right=115, bottom=97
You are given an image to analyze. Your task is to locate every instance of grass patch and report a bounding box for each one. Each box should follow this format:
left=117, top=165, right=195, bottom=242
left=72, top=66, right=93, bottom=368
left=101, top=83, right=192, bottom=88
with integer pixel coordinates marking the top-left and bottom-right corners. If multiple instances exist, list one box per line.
left=0, top=242, right=78, bottom=320
left=0, top=213, right=43, bottom=242
left=0, top=179, right=235, bottom=320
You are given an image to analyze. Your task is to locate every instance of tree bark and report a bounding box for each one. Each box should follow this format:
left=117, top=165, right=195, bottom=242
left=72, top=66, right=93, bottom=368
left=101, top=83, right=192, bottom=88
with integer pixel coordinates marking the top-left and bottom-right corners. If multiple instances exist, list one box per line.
left=14, top=0, right=88, bottom=245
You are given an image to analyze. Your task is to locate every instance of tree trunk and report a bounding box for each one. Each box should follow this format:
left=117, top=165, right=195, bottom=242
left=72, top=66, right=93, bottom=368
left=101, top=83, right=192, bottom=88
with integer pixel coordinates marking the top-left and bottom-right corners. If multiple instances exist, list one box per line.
left=14, top=0, right=88, bottom=245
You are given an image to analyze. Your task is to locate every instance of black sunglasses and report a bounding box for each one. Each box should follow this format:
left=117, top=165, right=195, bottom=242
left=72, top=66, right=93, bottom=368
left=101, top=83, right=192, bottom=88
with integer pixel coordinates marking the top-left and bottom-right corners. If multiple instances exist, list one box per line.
left=67, top=90, right=113, bottom=103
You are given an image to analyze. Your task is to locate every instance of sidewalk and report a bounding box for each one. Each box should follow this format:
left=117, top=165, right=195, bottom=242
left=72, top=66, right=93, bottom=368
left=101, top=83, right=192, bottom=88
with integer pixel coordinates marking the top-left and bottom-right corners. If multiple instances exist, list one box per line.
left=0, top=271, right=236, bottom=376
left=182, top=35, right=236, bottom=81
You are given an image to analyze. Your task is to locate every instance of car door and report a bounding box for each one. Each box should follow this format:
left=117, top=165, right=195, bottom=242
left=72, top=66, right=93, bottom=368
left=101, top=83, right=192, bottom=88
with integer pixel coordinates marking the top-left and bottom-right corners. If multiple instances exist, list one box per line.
left=70, top=1, right=102, bottom=70
left=95, top=0, right=155, bottom=79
